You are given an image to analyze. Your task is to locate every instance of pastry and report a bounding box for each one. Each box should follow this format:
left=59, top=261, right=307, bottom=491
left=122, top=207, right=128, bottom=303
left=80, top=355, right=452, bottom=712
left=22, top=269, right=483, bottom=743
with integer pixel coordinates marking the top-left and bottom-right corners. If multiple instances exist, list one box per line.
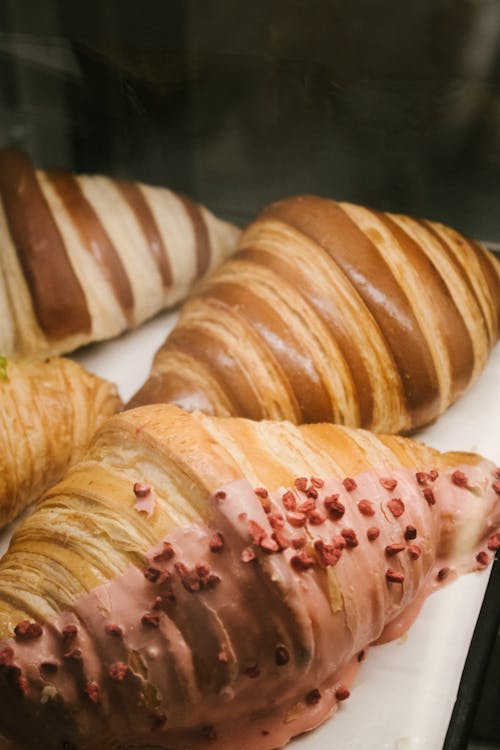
left=0, top=148, right=240, bottom=358
left=0, top=356, right=121, bottom=528
left=129, top=195, right=500, bottom=433
left=0, top=404, right=497, bottom=749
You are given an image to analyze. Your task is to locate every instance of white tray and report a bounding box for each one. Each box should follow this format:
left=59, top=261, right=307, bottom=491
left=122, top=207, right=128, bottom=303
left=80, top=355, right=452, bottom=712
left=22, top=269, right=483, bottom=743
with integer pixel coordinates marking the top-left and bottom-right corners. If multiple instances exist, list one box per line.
left=5, top=310, right=500, bottom=750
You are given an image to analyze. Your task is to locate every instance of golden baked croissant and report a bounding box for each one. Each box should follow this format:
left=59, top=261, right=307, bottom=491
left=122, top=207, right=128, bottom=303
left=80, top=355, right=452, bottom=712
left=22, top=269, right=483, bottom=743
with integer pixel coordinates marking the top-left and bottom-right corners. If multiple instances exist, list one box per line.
left=0, top=404, right=498, bottom=750
left=0, top=148, right=240, bottom=358
left=0, top=356, right=121, bottom=528
left=129, top=195, right=500, bottom=434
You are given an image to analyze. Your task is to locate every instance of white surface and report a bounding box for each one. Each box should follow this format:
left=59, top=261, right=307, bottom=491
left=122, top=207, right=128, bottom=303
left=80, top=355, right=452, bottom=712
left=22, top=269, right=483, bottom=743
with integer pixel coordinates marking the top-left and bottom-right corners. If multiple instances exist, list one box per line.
left=4, top=316, right=500, bottom=749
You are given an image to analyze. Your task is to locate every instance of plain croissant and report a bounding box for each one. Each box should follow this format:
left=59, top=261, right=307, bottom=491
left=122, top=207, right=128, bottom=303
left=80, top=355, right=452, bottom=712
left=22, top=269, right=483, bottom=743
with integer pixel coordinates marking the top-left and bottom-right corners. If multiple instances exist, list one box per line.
left=0, top=404, right=498, bottom=749
left=0, top=356, right=121, bottom=528
left=129, top=195, right=500, bottom=434
left=0, top=148, right=240, bottom=358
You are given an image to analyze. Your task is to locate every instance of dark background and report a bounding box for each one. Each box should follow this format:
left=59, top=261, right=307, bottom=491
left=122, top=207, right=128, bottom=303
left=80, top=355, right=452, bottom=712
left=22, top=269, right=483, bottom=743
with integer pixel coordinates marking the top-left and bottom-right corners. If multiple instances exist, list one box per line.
left=1, top=0, right=500, bottom=240
left=0, top=2, right=499, bottom=747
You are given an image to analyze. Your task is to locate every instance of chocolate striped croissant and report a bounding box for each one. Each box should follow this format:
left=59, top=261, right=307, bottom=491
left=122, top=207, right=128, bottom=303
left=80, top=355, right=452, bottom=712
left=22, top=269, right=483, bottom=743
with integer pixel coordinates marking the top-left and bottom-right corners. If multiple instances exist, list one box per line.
left=0, top=357, right=121, bottom=528
left=0, top=149, right=240, bottom=358
left=130, top=195, right=500, bottom=434
left=0, top=404, right=498, bottom=750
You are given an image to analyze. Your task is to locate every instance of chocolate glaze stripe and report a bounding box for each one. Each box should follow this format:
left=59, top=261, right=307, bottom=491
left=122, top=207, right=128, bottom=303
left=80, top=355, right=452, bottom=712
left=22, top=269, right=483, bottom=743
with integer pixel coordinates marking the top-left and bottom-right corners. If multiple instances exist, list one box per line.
left=199, top=259, right=356, bottom=423
left=235, top=244, right=375, bottom=428
left=264, top=197, right=440, bottom=429
left=165, top=323, right=268, bottom=420
left=115, top=181, right=173, bottom=289
left=196, top=276, right=335, bottom=424
left=178, top=194, right=212, bottom=278
left=338, top=201, right=442, bottom=428
left=394, top=215, right=491, bottom=382
left=0, top=149, right=91, bottom=339
left=374, top=211, right=475, bottom=404
left=45, top=170, right=135, bottom=324
left=469, top=239, right=500, bottom=338
left=423, top=221, right=496, bottom=347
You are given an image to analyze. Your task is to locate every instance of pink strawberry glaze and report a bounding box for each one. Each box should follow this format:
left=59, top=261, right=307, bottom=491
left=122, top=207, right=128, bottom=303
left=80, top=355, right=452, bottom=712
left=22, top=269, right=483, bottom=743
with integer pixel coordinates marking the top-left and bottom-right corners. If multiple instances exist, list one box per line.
left=0, top=462, right=498, bottom=750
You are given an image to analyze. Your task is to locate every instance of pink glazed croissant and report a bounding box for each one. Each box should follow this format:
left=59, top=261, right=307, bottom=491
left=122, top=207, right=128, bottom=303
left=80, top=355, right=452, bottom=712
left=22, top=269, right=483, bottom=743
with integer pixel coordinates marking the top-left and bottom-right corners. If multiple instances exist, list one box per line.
left=0, top=405, right=498, bottom=749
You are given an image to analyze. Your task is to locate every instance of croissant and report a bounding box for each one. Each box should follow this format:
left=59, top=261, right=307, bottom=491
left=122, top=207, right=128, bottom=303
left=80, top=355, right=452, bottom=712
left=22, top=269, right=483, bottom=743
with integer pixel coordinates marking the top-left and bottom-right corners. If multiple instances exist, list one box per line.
left=129, top=195, right=500, bottom=434
left=0, top=356, right=121, bottom=528
left=0, top=148, right=240, bottom=358
left=0, top=404, right=498, bottom=750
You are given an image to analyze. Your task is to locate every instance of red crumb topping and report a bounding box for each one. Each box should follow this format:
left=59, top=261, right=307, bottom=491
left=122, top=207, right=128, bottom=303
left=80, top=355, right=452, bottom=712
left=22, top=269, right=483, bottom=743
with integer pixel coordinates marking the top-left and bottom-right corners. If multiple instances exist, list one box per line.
left=133, top=482, right=151, bottom=498
left=476, top=551, right=490, bottom=566
left=144, top=566, right=165, bottom=584
left=404, top=525, right=417, bottom=541
left=487, top=534, right=500, bottom=551
left=314, top=539, right=343, bottom=567
left=209, top=532, right=225, bottom=552
left=241, top=547, right=256, bottom=563
left=254, top=487, right=268, bottom=498
left=407, top=545, right=421, bottom=560
left=275, top=644, right=290, bottom=666
left=268, top=513, right=285, bottom=530
left=286, top=511, right=307, bottom=528
left=429, top=470, right=439, bottom=481
left=214, top=490, right=227, bottom=502
left=387, top=498, right=405, bottom=518
left=175, top=562, right=220, bottom=592
left=341, top=528, right=358, bottom=548
left=310, top=477, right=324, bottom=488
left=423, top=488, right=436, bottom=505
left=308, top=510, right=327, bottom=525
left=109, top=662, right=129, bottom=681
left=386, top=569, right=405, bottom=583
left=415, top=472, right=429, bottom=485
left=306, top=486, right=319, bottom=500
left=367, top=527, right=380, bottom=541
left=0, top=647, right=14, bottom=666
left=105, top=623, right=123, bottom=638
left=153, top=542, right=175, bottom=562
left=297, top=497, right=317, bottom=514
left=380, top=477, right=398, bottom=491
left=451, top=470, right=468, bottom=487
left=335, top=685, right=350, bottom=701
left=248, top=520, right=267, bottom=545
left=358, top=499, right=375, bottom=516
left=291, top=532, right=308, bottom=549
left=14, top=621, right=43, bottom=641
left=260, top=536, right=280, bottom=554
left=282, top=491, right=297, bottom=511
left=343, top=477, right=357, bottom=492
left=306, top=688, right=322, bottom=705
left=437, top=567, right=450, bottom=581
left=324, top=495, right=345, bottom=520
left=295, top=477, right=308, bottom=492
left=61, top=625, right=78, bottom=642
left=385, top=544, right=405, bottom=557
left=290, top=552, right=316, bottom=571
left=272, top=530, right=291, bottom=551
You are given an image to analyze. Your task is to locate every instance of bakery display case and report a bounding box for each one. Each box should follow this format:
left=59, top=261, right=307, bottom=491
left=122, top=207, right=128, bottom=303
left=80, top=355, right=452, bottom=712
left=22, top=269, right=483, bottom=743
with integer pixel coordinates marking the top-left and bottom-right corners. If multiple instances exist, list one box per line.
left=0, top=2, right=499, bottom=749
